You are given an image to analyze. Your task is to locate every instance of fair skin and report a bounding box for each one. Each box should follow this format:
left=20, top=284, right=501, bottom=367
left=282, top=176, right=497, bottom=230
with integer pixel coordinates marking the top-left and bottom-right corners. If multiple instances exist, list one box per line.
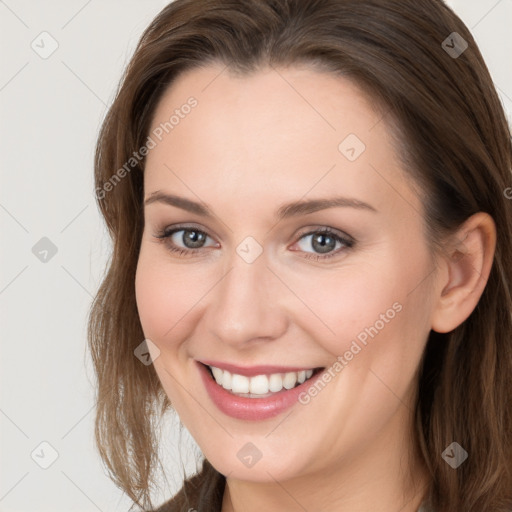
left=135, top=63, right=496, bottom=512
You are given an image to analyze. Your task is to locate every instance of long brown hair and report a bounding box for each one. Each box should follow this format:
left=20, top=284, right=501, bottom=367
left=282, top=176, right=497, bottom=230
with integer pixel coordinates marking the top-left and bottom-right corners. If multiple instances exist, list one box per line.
left=88, top=0, right=512, bottom=510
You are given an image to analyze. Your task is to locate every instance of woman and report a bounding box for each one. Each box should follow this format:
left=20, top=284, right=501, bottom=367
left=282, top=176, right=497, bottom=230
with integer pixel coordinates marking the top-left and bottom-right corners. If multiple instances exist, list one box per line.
left=88, top=1, right=512, bottom=511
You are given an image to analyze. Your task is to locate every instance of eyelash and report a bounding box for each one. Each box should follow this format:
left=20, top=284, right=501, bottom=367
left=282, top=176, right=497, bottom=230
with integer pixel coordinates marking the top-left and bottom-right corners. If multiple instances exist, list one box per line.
left=153, top=224, right=355, bottom=261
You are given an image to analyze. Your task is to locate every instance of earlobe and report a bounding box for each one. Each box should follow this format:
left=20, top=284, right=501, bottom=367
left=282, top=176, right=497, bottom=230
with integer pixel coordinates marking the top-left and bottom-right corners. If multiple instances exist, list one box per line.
left=430, top=212, right=496, bottom=334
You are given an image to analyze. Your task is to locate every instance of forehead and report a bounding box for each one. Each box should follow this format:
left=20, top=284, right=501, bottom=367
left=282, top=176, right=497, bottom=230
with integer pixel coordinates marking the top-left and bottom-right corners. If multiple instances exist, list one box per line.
left=144, top=63, right=419, bottom=218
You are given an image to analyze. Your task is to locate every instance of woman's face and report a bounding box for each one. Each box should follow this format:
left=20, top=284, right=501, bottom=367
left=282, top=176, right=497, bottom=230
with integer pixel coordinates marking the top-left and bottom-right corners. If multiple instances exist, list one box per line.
left=135, top=63, right=439, bottom=484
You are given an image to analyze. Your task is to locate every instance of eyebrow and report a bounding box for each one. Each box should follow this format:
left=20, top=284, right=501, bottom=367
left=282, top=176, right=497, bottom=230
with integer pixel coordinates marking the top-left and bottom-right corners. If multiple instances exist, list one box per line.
left=144, top=191, right=378, bottom=220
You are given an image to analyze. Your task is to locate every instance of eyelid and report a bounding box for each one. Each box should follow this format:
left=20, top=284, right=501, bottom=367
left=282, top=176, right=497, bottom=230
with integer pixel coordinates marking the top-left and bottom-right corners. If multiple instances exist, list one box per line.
left=156, top=222, right=216, bottom=239
left=154, top=223, right=219, bottom=247
left=293, top=225, right=354, bottom=244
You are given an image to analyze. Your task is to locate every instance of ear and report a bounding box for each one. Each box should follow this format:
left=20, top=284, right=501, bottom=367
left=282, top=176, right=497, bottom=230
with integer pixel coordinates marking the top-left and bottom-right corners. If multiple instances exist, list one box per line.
left=430, top=212, right=497, bottom=334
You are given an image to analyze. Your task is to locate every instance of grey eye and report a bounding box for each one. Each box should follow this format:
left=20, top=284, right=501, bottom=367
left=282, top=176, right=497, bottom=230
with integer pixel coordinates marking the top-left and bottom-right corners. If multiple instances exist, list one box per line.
left=297, top=232, right=342, bottom=254
left=171, top=229, right=210, bottom=249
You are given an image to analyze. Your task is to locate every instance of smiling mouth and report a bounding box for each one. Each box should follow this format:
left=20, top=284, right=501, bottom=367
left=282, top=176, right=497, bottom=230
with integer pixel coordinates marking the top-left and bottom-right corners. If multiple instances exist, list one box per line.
left=202, top=363, right=325, bottom=398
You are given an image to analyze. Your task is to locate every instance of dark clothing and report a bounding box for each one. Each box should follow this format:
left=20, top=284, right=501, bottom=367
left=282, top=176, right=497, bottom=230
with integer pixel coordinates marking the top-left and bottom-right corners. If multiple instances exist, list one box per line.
left=151, top=459, right=437, bottom=512
left=152, top=459, right=225, bottom=512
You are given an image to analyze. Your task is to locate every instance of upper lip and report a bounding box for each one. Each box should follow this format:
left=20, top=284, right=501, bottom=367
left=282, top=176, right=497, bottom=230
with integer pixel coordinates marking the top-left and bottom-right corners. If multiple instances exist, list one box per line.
left=198, top=359, right=323, bottom=377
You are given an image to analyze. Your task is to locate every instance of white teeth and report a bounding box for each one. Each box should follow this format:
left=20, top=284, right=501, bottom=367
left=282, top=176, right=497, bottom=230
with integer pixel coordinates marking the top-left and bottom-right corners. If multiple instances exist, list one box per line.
left=283, top=372, right=297, bottom=389
left=231, top=374, right=249, bottom=393
left=207, top=365, right=318, bottom=396
left=211, top=366, right=224, bottom=382
left=268, top=373, right=283, bottom=392
left=221, top=371, right=232, bottom=390
left=249, top=374, right=269, bottom=394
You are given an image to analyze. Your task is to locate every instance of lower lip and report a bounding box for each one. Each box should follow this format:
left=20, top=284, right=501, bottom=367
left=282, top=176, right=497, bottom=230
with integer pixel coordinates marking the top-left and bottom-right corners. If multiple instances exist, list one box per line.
left=197, top=361, right=324, bottom=421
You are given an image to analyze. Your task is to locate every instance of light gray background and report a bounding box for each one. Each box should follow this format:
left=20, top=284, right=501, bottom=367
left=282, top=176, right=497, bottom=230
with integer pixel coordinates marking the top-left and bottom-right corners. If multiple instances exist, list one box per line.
left=1, top=1, right=511, bottom=511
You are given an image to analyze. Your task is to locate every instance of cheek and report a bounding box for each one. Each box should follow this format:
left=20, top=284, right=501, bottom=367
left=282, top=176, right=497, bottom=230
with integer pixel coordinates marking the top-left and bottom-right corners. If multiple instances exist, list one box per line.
left=285, top=264, right=400, bottom=355
left=134, top=252, right=201, bottom=408
left=134, top=250, right=196, bottom=345
left=286, top=250, right=431, bottom=364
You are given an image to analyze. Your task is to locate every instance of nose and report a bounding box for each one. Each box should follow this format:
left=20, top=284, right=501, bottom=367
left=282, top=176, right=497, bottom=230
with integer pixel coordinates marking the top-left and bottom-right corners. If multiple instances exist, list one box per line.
left=204, top=251, right=288, bottom=348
